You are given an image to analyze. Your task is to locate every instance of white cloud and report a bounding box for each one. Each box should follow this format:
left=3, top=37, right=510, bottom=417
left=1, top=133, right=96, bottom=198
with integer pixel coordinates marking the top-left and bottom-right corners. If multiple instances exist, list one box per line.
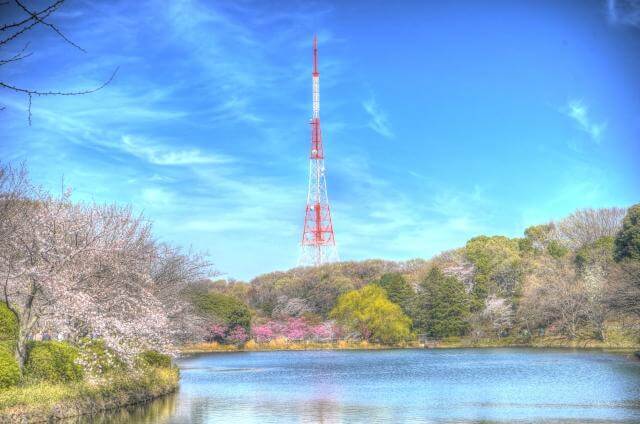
left=121, top=135, right=232, bottom=166
left=362, top=97, right=394, bottom=139
left=563, top=100, right=606, bottom=143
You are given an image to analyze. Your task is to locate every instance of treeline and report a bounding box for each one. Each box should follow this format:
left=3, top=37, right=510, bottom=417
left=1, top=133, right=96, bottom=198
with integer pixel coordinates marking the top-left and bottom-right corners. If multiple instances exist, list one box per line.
left=201, top=205, right=640, bottom=346
left=2, top=161, right=639, bottom=363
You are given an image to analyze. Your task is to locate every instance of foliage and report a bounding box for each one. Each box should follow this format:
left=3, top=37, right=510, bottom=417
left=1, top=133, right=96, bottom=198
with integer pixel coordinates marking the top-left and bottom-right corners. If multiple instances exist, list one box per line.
left=330, top=285, right=412, bottom=344
left=226, top=326, right=249, bottom=345
left=0, top=164, right=211, bottom=369
left=547, top=240, right=569, bottom=259
left=575, top=236, right=614, bottom=271
left=524, top=223, right=555, bottom=250
left=0, top=304, right=17, bottom=343
left=137, top=350, right=172, bottom=369
left=373, top=273, right=414, bottom=314
left=464, top=236, right=523, bottom=307
left=0, top=350, right=20, bottom=389
left=207, top=323, right=228, bottom=342
left=614, top=204, right=640, bottom=262
left=247, top=259, right=428, bottom=318
left=188, top=291, right=251, bottom=332
left=412, top=267, right=470, bottom=338
left=76, top=339, right=125, bottom=377
left=24, top=341, right=83, bottom=383
left=0, top=367, right=178, bottom=415
left=251, top=318, right=339, bottom=343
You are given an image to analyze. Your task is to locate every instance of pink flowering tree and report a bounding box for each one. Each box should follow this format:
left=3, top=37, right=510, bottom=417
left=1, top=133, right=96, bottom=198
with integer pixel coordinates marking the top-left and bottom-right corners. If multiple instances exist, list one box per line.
left=0, top=164, right=211, bottom=369
left=250, top=318, right=343, bottom=343
left=283, top=317, right=309, bottom=341
left=207, top=323, right=228, bottom=342
left=227, top=326, right=248, bottom=345
left=252, top=324, right=274, bottom=343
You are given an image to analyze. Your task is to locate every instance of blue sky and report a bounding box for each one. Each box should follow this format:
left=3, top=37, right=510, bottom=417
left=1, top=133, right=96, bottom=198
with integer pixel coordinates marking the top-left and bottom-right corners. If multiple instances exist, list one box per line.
left=1, top=0, right=639, bottom=280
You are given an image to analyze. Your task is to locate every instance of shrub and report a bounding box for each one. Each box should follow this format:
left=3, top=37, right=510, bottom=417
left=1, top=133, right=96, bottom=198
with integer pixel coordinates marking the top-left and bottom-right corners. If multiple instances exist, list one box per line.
left=24, top=341, right=83, bottom=383
left=0, top=304, right=17, bottom=343
left=0, top=350, right=20, bottom=389
left=137, top=350, right=172, bottom=369
left=547, top=240, right=569, bottom=259
left=76, top=338, right=125, bottom=377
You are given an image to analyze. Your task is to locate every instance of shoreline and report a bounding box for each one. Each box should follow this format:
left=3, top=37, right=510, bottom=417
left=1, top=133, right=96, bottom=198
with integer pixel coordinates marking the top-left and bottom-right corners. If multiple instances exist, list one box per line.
left=0, top=368, right=179, bottom=423
left=181, top=338, right=640, bottom=356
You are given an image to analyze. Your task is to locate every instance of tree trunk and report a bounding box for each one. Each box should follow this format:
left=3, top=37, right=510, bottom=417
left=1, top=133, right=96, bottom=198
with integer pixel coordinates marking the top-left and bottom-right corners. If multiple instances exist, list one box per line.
left=14, top=326, right=28, bottom=370
left=13, top=280, right=38, bottom=372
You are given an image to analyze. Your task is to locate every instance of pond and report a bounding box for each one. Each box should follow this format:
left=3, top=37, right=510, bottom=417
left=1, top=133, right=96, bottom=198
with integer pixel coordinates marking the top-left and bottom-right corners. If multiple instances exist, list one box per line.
left=87, top=348, right=640, bottom=423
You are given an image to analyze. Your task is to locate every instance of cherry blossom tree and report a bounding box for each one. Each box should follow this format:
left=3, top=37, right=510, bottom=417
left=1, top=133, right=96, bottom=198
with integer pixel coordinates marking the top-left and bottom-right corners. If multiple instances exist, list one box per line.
left=0, top=163, right=210, bottom=369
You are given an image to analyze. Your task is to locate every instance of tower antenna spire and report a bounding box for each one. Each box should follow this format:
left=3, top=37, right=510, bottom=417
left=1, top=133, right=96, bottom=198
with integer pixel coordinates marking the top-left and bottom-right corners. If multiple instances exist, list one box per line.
left=299, top=35, right=338, bottom=267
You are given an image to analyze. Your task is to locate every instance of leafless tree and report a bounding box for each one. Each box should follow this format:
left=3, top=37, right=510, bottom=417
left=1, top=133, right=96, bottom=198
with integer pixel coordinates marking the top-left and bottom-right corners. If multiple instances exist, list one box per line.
left=554, top=207, right=627, bottom=249
left=607, top=261, right=640, bottom=318
left=518, top=257, right=589, bottom=339
left=0, top=0, right=117, bottom=124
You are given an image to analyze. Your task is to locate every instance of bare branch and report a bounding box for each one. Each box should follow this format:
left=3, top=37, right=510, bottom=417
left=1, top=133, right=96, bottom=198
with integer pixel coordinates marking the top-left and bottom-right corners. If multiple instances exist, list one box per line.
left=14, top=0, right=85, bottom=53
left=0, top=67, right=118, bottom=96
left=0, top=67, right=118, bottom=124
left=0, top=42, right=33, bottom=66
left=0, top=0, right=64, bottom=31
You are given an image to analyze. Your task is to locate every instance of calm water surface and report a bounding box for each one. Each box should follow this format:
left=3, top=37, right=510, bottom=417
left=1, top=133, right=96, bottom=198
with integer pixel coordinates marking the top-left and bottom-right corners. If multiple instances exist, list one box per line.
left=87, top=349, right=640, bottom=423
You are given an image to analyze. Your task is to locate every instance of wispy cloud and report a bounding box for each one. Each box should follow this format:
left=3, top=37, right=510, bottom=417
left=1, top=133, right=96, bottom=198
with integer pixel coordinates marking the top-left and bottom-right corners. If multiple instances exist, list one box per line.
left=362, top=97, right=394, bottom=139
left=607, top=0, right=640, bottom=28
left=562, top=100, right=606, bottom=143
left=121, top=135, right=232, bottom=166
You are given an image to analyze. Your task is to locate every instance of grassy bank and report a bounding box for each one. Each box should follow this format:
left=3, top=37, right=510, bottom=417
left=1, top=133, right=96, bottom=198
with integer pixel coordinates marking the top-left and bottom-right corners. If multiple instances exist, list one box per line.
left=182, top=339, right=422, bottom=353
left=0, top=367, right=178, bottom=423
left=182, top=334, right=640, bottom=354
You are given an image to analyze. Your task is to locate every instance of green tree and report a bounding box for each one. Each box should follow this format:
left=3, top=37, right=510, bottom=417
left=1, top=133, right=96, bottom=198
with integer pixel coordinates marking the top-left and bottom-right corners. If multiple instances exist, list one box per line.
left=614, top=204, right=640, bottom=262
left=464, top=236, right=523, bottom=307
left=330, top=285, right=412, bottom=344
left=188, top=291, right=251, bottom=331
left=373, top=273, right=414, bottom=314
left=411, top=267, right=470, bottom=338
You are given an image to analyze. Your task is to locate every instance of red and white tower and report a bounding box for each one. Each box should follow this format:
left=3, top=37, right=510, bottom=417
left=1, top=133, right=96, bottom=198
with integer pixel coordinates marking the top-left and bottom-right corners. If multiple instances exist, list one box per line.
left=299, top=35, right=338, bottom=266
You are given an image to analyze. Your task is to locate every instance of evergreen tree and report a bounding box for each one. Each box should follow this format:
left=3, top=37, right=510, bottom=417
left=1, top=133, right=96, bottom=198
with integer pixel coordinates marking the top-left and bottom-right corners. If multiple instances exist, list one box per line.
left=411, top=267, right=470, bottom=338
left=614, top=204, right=640, bottom=262
left=373, top=273, right=414, bottom=314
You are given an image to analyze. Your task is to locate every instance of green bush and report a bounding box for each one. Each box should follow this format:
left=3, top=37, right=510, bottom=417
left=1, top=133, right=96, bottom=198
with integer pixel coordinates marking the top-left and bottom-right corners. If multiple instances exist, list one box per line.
left=0, top=304, right=17, bottom=343
left=137, top=350, right=172, bottom=369
left=25, top=341, right=83, bottom=383
left=547, top=240, right=569, bottom=259
left=0, top=349, right=20, bottom=389
left=77, top=338, right=125, bottom=376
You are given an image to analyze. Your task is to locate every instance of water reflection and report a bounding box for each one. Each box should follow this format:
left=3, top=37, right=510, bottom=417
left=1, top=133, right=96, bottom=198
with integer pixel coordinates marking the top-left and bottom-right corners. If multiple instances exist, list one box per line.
left=80, top=349, right=640, bottom=423
left=76, top=394, right=177, bottom=423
